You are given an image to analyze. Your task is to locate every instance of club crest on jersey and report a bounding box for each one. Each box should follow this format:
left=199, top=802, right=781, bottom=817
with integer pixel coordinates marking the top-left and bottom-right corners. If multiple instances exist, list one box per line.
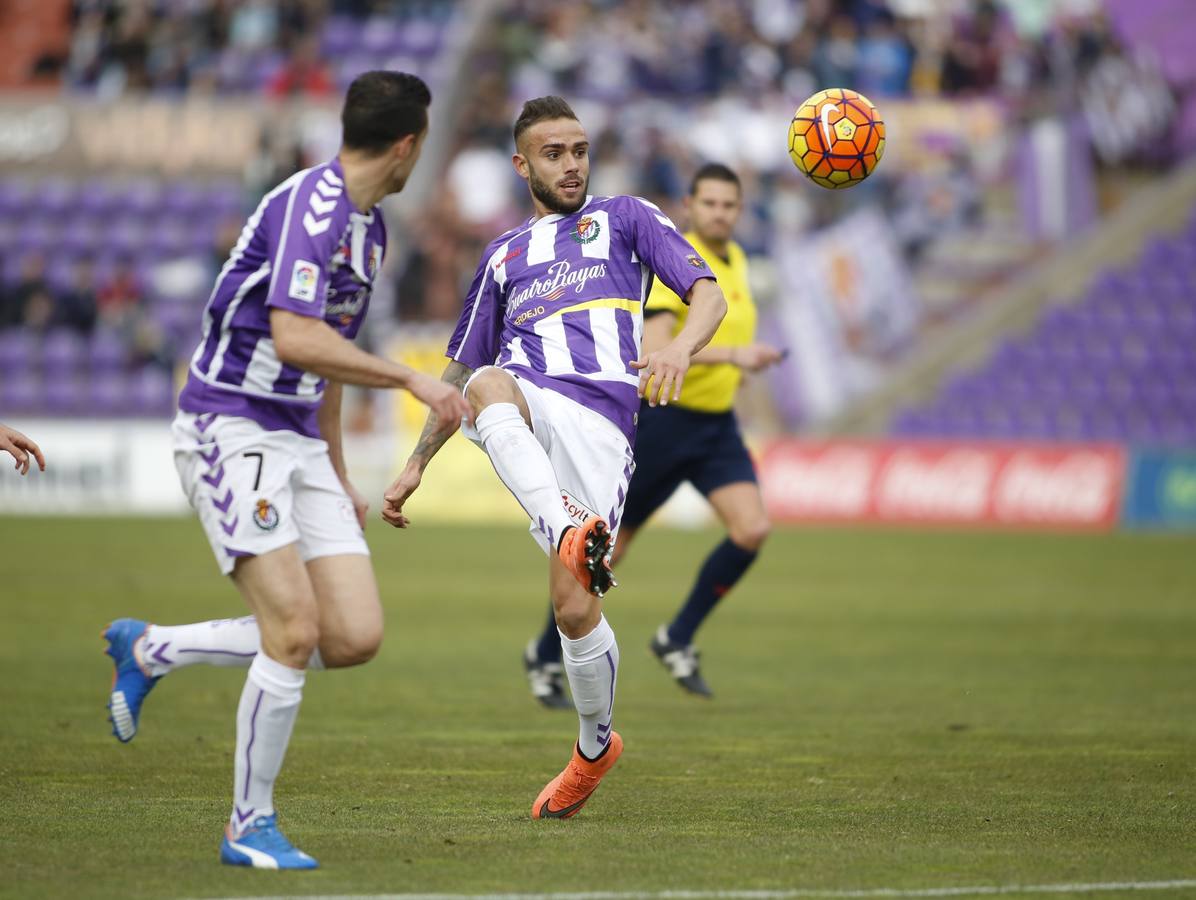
left=686, top=253, right=707, bottom=269
left=570, top=215, right=601, bottom=244
left=253, top=498, right=280, bottom=531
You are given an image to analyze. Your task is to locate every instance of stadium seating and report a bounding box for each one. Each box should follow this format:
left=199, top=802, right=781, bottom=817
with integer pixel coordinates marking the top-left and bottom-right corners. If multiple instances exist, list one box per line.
left=891, top=215, right=1196, bottom=447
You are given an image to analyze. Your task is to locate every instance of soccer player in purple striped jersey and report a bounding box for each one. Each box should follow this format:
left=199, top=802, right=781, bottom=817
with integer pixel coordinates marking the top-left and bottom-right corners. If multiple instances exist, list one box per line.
left=100, top=72, right=470, bottom=870
left=381, top=96, right=728, bottom=820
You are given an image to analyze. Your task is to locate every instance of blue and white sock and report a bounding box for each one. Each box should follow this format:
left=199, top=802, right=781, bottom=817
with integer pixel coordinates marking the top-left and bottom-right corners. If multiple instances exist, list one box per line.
left=141, top=618, right=324, bottom=676
left=230, top=653, right=304, bottom=837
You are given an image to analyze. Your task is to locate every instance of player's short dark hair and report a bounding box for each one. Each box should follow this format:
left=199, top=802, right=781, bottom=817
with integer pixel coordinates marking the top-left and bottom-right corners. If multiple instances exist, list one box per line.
left=513, top=95, right=579, bottom=147
left=341, top=71, right=431, bottom=155
left=690, top=162, right=741, bottom=195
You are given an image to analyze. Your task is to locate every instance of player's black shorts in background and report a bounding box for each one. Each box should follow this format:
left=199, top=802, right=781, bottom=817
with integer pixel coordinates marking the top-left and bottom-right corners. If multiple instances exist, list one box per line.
left=623, top=401, right=758, bottom=529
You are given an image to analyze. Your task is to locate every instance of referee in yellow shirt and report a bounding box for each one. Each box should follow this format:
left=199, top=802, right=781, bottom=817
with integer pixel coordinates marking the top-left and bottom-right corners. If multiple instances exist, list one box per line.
left=523, top=163, right=785, bottom=703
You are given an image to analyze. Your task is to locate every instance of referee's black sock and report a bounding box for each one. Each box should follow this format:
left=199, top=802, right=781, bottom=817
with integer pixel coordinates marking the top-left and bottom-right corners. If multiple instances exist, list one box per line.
left=667, top=538, right=758, bottom=646
left=533, top=600, right=563, bottom=664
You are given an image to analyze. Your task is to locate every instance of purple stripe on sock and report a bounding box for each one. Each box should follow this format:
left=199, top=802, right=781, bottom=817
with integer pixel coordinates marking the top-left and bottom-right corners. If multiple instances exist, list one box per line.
left=148, top=642, right=172, bottom=666
left=604, top=649, right=615, bottom=717
left=179, top=648, right=257, bottom=657
left=234, top=804, right=255, bottom=825
left=243, top=688, right=263, bottom=801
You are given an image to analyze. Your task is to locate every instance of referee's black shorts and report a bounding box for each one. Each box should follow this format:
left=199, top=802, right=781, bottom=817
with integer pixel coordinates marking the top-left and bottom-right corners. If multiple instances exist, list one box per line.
left=622, top=401, right=757, bottom=529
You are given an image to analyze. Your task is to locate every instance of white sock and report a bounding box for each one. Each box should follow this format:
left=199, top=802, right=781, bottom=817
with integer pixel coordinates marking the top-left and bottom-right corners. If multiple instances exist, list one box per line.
left=142, top=618, right=258, bottom=676
left=141, top=618, right=324, bottom=676
left=560, top=615, right=619, bottom=759
left=230, top=653, right=304, bottom=836
left=476, top=402, right=574, bottom=548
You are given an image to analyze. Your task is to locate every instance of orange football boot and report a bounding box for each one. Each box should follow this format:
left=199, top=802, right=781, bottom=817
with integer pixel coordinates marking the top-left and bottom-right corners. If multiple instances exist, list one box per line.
left=532, top=731, right=623, bottom=820
left=557, top=518, right=616, bottom=597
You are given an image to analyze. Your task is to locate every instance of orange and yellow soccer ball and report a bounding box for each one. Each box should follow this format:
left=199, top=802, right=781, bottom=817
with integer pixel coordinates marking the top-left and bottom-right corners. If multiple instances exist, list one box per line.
left=788, top=88, right=885, bottom=189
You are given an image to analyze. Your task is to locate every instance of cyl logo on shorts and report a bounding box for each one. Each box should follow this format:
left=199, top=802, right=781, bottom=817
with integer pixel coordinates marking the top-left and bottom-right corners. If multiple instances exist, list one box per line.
left=253, top=498, right=280, bottom=531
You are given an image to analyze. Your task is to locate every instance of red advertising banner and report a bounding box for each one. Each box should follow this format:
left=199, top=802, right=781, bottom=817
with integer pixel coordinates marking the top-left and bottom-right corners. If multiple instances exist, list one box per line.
left=758, top=440, right=1127, bottom=530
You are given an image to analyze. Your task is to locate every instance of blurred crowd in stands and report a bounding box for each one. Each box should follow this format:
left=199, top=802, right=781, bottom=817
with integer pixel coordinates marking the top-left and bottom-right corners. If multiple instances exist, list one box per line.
left=59, top=0, right=453, bottom=97
left=1, top=0, right=1184, bottom=425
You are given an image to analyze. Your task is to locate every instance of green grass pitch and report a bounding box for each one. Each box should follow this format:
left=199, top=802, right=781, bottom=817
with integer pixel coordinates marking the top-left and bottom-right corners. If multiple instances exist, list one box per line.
left=1, top=517, right=1194, bottom=900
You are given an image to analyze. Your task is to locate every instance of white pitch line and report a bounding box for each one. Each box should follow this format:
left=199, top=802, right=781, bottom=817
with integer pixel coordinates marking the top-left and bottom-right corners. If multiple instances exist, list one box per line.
left=204, top=879, right=1196, bottom=900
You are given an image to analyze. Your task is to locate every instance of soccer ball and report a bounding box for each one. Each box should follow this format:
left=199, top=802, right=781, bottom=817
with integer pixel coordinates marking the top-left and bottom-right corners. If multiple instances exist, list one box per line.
left=788, top=89, right=885, bottom=189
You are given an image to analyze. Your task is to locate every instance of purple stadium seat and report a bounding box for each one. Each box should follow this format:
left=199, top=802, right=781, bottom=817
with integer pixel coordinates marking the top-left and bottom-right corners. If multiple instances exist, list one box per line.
left=59, top=219, right=102, bottom=256
left=128, top=366, right=175, bottom=416
left=145, top=221, right=190, bottom=258
left=0, top=373, right=41, bottom=412
left=0, top=178, right=35, bottom=216
left=43, top=376, right=81, bottom=414
left=361, top=17, right=402, bottom=55
left=24, top=221, right=57, bottom=255
left=39, top=177, right=77, bottom=215
left=42, top=329, right=84, bottom=376
left=123, top=180, right=166, bottom=219
left=75, top=179, right=121, bottom=219
left=89, top=329, right=128, bottom=373
left=89, top=370, right=128, bottom=415
left=160, top=181, right=206, bottom=217
left=322, top=16, right=360, bottom=57
left=106, top=220, right=148, bottom=257
left=0, top=329, right=34, bottom=376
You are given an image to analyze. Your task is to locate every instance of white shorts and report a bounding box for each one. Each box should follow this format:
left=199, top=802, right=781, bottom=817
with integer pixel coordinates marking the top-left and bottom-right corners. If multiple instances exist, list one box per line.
left=172, top=412, right=369, bottom=575
left=461, top=370, right=636, bottom=555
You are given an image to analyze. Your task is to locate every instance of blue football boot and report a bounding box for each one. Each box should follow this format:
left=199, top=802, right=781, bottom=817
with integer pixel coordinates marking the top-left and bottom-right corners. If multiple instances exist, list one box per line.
left=103, top=618, right=160, bottom=742
left=220, top=815, right=319, bottom=870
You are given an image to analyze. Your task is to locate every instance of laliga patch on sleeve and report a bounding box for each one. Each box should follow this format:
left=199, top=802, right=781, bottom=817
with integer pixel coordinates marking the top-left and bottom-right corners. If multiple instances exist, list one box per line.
left=289, top=259, right=319, bottom=302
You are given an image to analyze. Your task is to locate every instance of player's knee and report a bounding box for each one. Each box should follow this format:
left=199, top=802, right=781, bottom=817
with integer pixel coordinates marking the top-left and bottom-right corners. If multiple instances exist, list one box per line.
left=278, top=618, right=320, bottom=663
left=465, top=368, right=518, bottom=413
left=730, top=517, right=771, bottom=552
left=554, top=597, right=595, bottom=640
left=335, top=625, right=383, bottom=667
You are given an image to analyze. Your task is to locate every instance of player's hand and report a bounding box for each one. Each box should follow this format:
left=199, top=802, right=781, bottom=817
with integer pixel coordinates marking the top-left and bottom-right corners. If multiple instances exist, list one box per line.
left=733, top=343, right=786, bottom=372
left=0, top=424, right=45, bottom=476
left=343, top=479, right=370, bottom=530
left=381, top=465, right=421, bottom=529
left=631, top=341, right=691, bottom=407
left=409, top=373, right=472, bottom=434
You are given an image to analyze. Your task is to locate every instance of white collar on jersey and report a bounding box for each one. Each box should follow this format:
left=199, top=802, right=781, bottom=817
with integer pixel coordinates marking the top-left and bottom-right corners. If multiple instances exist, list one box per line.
left=530, top=195, right=593, bottom=227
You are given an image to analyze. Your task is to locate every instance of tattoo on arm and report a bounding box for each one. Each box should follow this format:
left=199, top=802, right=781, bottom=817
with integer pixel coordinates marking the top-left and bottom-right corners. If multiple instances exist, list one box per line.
left=409, top=360, right=473, bottom=469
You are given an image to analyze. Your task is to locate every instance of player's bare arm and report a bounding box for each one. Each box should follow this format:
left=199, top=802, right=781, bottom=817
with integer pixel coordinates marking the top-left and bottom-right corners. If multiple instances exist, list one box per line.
left=381, top=359, right=474, bottom=528
left=690, top=338, right=785, bottom=371
left=0, top=423, right=45, bottom=475
left=270, top=309, right=469, bottom=429
left=632, top=279, right=727, bottom=407
left=316, top=382, right=370, bottom=529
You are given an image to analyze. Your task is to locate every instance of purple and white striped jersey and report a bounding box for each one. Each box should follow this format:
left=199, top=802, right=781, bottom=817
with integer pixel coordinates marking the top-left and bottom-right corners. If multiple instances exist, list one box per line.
left=178, top=158, right=386, bottom=438
left=447, top=195, right=714, bottom=441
